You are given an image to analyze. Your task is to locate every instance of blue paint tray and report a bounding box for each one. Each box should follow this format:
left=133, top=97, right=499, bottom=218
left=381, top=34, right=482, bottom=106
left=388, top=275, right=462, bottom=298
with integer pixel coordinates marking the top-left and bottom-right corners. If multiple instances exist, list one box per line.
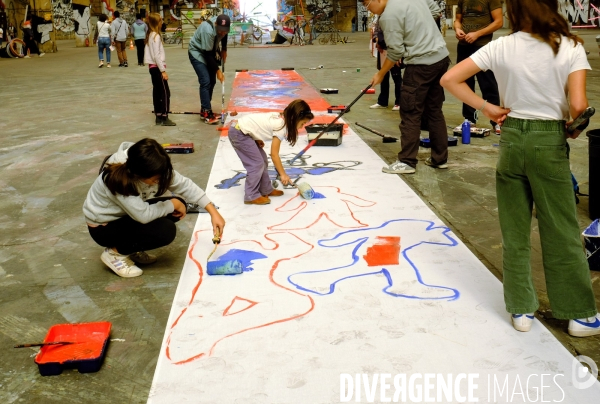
left=34, top=321, right=111, bottom=376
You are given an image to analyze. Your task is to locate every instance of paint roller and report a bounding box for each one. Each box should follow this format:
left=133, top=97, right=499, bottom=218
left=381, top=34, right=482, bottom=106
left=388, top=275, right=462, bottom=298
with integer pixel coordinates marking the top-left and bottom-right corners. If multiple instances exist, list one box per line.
left=206, top=229, right=243, bottom=275
left=220, top=59, right=226, bottom=125
left=276, top=176, right=315, bottom=200
left=287, top=84, right=373, bottom=165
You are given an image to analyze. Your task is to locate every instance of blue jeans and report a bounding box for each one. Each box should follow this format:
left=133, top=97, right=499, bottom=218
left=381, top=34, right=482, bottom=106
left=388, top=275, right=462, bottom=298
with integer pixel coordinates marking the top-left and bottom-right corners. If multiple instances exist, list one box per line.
left=188, top=52, right=215, bottom=111
left=97, top=37, right=111, bottom=63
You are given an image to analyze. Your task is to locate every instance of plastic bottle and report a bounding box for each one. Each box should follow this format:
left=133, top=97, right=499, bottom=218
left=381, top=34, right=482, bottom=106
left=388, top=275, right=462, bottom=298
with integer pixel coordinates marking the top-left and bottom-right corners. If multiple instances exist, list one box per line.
left=461, top=119, right=471, bottom=145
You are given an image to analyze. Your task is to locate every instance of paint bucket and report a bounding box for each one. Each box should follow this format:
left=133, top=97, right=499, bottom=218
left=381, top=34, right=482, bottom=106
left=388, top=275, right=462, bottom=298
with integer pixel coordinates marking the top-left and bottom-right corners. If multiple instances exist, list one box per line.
left=583, top=219, right=600, bottom=271
left=588, top=129, right=600, bottom=219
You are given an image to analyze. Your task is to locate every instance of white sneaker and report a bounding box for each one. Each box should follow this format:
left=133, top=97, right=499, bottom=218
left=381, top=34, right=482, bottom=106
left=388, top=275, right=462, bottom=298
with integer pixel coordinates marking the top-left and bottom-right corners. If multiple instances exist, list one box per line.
left=130, top=251, right=157, bottom=265
left=495, top=124, right=501, bottom=135
left=568, top=314, right=600, bottom=337
left=100, top=248, right=143, bottom=278
left=382, top=160, right=416, bottom=174
left=106, top=63, right=111, bottom=68
left=24, top=55, right=31, bottom=59
left=39, top=53, right=45, bottom=57
left=99, top=61, right=104, bottom=68
left=392, top=105, right=399, bottom=111
left=370, top=103, right=387, bottom=109
left=511, top=313, right=535, bottom=332
left=424, top=157, right=448, bottom=169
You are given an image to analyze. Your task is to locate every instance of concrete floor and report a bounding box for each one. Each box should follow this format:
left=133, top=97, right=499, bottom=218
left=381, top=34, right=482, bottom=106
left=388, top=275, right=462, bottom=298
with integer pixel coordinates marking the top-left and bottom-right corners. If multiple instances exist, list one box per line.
left=1, top=28, right=599, bottom=403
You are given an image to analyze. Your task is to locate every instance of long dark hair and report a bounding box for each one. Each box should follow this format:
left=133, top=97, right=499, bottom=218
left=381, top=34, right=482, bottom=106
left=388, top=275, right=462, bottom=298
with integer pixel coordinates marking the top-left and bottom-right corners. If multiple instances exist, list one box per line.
left=506, top=0, right=583, bottom=55
left=102, top=138, right=174, bottom=197
left=280, top=99, right=314, bottom=146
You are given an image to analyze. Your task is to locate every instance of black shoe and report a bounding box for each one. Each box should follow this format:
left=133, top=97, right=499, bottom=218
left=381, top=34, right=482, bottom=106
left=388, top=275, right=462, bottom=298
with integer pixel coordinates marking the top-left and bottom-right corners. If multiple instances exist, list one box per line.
left=155, top=116, right=164, bottom=125
left=124, top=62, right=128, bottom=67
left=118, top=63, right=124, bottom=67
left=161, top=118, right=176, bottom=126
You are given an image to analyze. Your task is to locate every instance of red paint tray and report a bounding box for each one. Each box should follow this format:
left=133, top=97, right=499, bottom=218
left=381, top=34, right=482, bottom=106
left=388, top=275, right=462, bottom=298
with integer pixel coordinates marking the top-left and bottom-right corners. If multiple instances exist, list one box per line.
left=34, top=321, right=111, bottom=376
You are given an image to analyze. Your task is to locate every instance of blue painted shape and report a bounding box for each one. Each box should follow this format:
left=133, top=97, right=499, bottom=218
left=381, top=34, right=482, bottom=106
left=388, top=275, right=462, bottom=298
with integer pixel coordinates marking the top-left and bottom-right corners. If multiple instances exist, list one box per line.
left=287, top=219, right=460, bottom=301
left=213, top=249, right=268, bottom=273
left=305, top=167, right=337, bottom=175
left=312, top=192, right=325, bottom=199
left=215, top=172, right=246, bottom=190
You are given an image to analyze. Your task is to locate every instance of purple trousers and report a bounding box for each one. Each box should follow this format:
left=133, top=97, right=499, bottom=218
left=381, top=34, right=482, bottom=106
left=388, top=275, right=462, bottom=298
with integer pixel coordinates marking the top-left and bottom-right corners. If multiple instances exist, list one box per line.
left=228, top=126, right=274, bottom=201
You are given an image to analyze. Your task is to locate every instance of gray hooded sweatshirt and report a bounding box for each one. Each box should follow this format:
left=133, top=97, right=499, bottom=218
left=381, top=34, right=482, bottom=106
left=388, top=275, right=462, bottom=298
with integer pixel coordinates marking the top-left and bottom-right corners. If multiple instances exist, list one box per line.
left=379, top=0, right=449, bottom=66
left=83, top=142, right=212, bottom=226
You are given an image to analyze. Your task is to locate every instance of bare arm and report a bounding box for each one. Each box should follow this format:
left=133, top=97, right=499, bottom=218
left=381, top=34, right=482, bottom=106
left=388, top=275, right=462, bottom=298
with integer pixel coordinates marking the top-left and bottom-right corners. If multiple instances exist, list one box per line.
left=566, top=69, right=589, bottom=139
left=440, top=58, right=510, bottom=124
left=464, top=8, right=503, bottom=44
left=454, top=13, right=465, bottom=41
left=270, top=137, right=291, bottom=185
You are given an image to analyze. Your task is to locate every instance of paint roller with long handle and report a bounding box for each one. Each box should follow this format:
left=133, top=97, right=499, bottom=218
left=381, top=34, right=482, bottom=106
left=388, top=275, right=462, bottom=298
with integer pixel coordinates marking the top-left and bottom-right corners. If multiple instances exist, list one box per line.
left=288, top=84, right=373, bottom=165
left=14, top=341, right=75, bottom=348
left=221, top=59, right=226, bottom=125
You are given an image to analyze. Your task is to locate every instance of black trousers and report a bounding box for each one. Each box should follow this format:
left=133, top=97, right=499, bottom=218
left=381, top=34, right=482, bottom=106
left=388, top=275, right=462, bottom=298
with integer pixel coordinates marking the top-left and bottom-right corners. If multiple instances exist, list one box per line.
left=150, top=66, right=170, bottom=117
left=377, top=53, right=402, bottom=107
left=457, top=43, right=500, bottom=125
left=135, top=38, right=145, bottom=64
left=87, top=197, right=182, bottom=255
left=399, top=57, right=450, bottom=167
left=24, top=38, right=40, bottom=55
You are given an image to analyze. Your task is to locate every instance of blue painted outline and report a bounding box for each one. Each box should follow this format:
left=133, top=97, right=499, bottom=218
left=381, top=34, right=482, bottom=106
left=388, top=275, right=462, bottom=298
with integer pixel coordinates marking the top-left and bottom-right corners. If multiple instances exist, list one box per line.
left=287, top=219, right=460, bottom=301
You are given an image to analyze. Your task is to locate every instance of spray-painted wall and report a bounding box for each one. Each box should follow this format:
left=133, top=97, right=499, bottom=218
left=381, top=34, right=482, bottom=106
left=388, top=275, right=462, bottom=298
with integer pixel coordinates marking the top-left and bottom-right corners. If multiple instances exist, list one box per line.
left=560, top=0, right=600, bottom=27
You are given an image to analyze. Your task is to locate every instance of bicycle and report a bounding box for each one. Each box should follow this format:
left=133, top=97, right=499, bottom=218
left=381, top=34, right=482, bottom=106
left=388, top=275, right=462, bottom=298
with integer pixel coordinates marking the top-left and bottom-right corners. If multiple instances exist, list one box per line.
left=163, top=27, right=183, bottom=45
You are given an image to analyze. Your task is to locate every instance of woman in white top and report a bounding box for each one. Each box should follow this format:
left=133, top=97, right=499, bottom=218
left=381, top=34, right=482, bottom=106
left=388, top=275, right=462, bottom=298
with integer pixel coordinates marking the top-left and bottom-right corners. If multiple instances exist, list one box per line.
left=94, top=14, right=112, bottom=68
left=441, top=0, right=599, bottom=337
left=144, top=13, right=175, bottom=126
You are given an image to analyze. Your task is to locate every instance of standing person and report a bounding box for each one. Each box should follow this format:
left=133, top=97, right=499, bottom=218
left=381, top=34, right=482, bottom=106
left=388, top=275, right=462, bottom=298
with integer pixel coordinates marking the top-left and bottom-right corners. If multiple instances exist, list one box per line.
left=111, top=11, right=130, bottom=67
left=188, top=14, right=229, bottom=125
left=361, top=14, right=368, bottom=32
left=228, top=99, right=314, bottom=205
left=454, top=0, right=503, bottom=133
left=22, top=21, right=44, bottom=58
left=364, top=0, right=450, bottom=174
left=369, top=19, right=402, bottom=111
left=441, top=0, right=600, bottom=337
left=351, top=16, right=356, bottom=33
left=0, top=26, right=4, bottom=48
left=145, top=13, right=175, bottom=126
left=94, top=14, right=112, bottom=68
left=83, top=138, right=225, bottom=278
left=131, top=13, right=147, bottom=66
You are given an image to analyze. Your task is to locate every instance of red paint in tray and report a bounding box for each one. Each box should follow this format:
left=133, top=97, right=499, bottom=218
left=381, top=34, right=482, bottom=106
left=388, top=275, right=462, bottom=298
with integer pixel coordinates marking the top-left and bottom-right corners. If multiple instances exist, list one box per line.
left=35, top=321, right=111, bottom=376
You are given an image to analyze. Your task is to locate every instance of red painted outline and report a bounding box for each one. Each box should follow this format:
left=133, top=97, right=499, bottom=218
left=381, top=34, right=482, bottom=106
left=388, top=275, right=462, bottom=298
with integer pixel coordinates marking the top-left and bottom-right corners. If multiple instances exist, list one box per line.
left=223, top=296, right=258, bottom=316
left=166, top=231, right=315, bottom=364
left=268, top=186, right=376, bottom=231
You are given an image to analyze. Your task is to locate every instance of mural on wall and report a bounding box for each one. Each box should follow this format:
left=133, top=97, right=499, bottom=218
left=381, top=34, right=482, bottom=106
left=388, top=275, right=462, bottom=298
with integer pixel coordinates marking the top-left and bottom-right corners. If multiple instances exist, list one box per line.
left=72, top=3, right=90, bottom=40
left=52, top=0, right=74, bottom=33
left=305, top=0, right=333, bottom=19
left=276, top=0, right=293, bottom=18
left=560, top=0, right=600, bottom=27
left=116, top=0, right=135, bottom=23
left=357, top=0, right=368, bottom=31
left=37, top=21, right=53, bottom=43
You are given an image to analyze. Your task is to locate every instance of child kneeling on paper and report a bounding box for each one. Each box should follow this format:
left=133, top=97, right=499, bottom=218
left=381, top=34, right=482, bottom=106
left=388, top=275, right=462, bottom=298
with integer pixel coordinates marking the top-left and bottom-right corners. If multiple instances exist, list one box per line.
left=228, top=99, right=314, bottom=205
left=83, top=138, right=225, bottom=278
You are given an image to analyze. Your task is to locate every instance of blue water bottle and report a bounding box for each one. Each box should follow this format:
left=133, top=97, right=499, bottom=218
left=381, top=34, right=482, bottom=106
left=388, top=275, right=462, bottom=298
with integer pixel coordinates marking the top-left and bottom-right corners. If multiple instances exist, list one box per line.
left=461, top=119, right=471, bottom=145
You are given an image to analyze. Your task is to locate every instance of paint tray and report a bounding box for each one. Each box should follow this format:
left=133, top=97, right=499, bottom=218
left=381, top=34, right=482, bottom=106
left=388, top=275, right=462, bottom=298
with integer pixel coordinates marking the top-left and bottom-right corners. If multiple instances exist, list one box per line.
left=452, top=126, right=491, bottom=138
left=327, top=105, right=349, bottom=113
left=306, top=123, right=343, bottom=146
left=162, top=143, right=194, bottom=154
left=34, top=321, right=111, bottom=376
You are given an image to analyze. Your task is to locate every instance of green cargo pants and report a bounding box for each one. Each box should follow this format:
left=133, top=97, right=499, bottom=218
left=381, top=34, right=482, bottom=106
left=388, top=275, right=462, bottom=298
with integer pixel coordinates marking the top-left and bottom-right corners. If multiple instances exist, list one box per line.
left=497, top=117, right=597, bottom=319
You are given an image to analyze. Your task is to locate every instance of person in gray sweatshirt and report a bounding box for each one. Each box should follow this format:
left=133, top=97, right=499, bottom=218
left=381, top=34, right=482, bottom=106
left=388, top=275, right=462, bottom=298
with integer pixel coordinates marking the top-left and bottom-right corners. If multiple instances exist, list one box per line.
left=365, top=0, right=450, bottom=175
left=83, top=138, right=225, bottom=278
left=131, top=13, right=148, bottom=66
left=111, top=11, right=130, bottom=67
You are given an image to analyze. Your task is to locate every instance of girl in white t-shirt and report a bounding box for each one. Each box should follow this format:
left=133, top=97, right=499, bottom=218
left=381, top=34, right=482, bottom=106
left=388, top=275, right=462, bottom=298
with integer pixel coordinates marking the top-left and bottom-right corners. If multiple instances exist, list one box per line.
left=441, top=0, right=599, bottom=337
left=228, top=99, right=314, bottom=205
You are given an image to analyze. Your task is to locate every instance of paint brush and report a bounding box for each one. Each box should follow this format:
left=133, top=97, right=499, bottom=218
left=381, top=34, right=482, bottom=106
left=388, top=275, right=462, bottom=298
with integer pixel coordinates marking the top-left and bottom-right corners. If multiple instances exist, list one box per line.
left=14, top=341, right=75, bottom=348
left=206, top=229, right=244, bottom=276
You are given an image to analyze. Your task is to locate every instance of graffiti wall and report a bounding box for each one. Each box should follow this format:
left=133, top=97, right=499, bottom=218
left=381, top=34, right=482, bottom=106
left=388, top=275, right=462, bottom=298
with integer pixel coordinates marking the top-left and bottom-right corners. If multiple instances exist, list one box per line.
left=72, top=3, right=91, bottom=46
left=560, top=0, right=600, bottom=27
left=52, top=0, right=74, bottom=38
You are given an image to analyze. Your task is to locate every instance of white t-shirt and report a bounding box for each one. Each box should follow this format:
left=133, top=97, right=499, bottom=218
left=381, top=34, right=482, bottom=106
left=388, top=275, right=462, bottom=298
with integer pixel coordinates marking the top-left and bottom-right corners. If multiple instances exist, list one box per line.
left=237, top=112, right=287, bottom=142
left=470, top=32, right=591, bottom=120
left=97, top=21, right=111, bottom=38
